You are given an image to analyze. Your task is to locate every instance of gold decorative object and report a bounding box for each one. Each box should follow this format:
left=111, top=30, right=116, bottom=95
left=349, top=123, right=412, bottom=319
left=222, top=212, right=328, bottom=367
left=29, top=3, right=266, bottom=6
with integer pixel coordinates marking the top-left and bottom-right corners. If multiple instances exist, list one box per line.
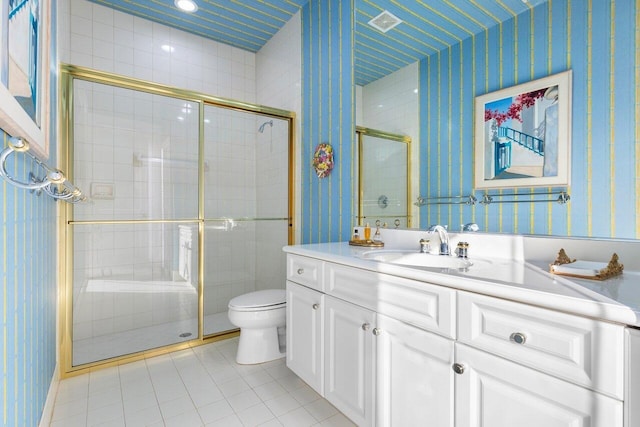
left=349, top=239, right=384, bottom=248
left=550, top=249, right=623, bottom=280
left=552, top=248, right=575, bottom=266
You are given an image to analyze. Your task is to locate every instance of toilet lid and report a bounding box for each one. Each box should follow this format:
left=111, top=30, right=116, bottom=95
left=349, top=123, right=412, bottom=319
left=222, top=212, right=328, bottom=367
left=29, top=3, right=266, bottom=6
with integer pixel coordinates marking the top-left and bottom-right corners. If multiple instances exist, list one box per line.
left=228, top=289, right=286, bottom=309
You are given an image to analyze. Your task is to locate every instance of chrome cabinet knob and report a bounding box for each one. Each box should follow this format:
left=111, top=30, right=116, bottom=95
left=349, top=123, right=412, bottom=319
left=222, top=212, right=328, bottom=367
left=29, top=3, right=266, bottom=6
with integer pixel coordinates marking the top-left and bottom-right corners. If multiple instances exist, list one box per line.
left=362, top=323, right=370, bottom=331
left=452, top=363, right=465, bottom=375
left=312, top=303, right=319, bottom=310
left=510, top=332, right=527, bottom=345
left=297, top=268, right=304, bottom=275
left=372, top=328, right=381, bottom=336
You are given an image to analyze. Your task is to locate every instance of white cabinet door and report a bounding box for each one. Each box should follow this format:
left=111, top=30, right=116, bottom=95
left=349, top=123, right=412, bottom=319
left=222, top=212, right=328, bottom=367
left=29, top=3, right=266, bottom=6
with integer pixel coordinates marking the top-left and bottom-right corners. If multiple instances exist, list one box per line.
left=324, top=295, right=376, bottom=427
left=376, top=313, right=454, bottom=427
left=286, top=281, right=324, bottom=394
left=455, top=343, right=623, bottom=427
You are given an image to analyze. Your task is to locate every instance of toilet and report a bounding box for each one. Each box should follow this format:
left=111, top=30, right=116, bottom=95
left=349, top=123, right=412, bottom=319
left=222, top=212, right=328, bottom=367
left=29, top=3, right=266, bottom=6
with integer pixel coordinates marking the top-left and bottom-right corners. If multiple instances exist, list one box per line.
left=227, top=289, right=286, bottom=364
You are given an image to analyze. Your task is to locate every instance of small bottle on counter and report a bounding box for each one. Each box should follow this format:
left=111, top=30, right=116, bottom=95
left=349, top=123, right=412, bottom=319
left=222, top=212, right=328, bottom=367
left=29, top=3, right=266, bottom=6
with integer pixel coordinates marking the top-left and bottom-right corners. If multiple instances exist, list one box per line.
left=373, top=224, right=382, bottom=243
left=364, top=223, right=371, bottom=240
left=352, top=228, right=360, bottom=241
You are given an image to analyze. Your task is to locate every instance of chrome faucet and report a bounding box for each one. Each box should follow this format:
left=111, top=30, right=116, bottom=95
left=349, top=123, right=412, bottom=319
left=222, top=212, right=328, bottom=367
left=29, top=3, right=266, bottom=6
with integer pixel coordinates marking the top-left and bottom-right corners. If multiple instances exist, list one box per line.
left=427, top=225, right=450, bottom=255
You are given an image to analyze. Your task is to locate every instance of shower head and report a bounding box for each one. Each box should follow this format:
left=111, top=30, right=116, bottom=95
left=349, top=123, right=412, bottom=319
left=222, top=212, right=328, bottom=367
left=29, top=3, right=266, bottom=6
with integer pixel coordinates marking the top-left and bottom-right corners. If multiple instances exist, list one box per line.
left=258, top=120, right=273, bottom=133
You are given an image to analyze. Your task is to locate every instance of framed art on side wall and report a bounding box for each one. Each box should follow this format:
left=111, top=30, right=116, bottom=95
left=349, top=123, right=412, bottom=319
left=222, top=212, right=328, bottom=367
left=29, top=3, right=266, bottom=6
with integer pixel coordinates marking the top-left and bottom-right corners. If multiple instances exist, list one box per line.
left=0, top=0, right=51, bottom=159
left=474, top=70, right=572, bottom=190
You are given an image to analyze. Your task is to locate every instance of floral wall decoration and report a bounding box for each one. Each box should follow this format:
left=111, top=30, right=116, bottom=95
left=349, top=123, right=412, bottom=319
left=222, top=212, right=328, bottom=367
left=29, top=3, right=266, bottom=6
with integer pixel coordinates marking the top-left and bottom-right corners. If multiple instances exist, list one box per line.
left=312, top=142, right=334, bottom=178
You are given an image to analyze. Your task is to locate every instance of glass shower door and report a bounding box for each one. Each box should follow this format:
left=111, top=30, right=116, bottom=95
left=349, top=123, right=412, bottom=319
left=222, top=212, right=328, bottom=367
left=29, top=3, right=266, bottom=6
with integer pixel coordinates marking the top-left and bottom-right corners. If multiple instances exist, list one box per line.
left=70, top=80, right=200, bottom=366
left=202, top=104, right=290, bottom=336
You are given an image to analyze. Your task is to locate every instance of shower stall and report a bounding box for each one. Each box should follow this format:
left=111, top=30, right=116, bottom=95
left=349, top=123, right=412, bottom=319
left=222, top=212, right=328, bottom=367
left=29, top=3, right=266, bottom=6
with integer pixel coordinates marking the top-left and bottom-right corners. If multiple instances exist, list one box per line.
left=59, top=65, right=294, bottom=371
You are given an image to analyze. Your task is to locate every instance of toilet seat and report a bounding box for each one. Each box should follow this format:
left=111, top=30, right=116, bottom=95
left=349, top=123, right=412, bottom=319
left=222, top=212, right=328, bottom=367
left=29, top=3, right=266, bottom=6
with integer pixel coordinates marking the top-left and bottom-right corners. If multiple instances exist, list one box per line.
left=228, top=289, right=286, bottom=312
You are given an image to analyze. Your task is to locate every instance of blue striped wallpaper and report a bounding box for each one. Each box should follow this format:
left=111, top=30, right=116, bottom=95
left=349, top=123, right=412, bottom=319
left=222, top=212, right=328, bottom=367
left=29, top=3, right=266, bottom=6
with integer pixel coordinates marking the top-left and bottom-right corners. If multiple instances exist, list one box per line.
left=1, top=5, right=58, bottom=426
left=420, top=0, right=639, bottom=239
left=301, top=0, right=356, bottom=243
left=1, top=131, right=57, bottom=426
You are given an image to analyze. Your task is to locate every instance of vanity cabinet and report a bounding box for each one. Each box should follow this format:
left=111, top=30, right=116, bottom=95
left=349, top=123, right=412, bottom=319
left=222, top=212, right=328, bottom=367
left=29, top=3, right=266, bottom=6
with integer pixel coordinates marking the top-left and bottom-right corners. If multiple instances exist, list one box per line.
left=287, top=254, right=456, bottom=427
left=454, top=343, right=623, bottom=427
left=286, top=279, right=376, bottom=426
left=285, top=253, right=626, bottom=427
left=454, top=291, right=624, bottom=426
left=376, top=313, right=454, bottom=427
left=457, top=291, right=625, bottom=399
left=285, top=281, right=324, bottom=393
left=324, top=295, right=376, bottom=427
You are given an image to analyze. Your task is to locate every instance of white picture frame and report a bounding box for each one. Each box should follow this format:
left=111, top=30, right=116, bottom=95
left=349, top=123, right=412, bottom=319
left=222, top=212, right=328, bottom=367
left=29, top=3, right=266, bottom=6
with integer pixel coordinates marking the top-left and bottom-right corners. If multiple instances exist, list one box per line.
left=474, top=70, right=572, bottom=189
left=0, top=0, right=50, bottom=159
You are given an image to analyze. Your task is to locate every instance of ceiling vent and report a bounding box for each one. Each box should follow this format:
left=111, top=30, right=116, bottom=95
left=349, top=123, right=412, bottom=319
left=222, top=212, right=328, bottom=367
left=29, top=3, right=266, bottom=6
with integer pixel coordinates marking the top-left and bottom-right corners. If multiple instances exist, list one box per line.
left=368, top=10, right=403, bottom=33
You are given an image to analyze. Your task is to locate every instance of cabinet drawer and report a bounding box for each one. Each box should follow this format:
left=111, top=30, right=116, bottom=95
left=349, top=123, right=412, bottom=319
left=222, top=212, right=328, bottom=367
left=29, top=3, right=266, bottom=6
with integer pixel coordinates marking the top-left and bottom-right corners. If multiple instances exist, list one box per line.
left=457, top=291, right=624, bottom=399
left=325, top=263, right=455, bottom=339
left=287, top=254, right=323, bottom=291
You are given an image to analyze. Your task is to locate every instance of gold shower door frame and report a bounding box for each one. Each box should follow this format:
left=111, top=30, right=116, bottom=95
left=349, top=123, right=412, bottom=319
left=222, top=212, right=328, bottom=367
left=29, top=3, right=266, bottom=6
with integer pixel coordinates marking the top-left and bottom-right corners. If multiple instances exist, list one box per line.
left=58, top=64, right=296, bottom=376
left=356, top=126, right=412, bottom=228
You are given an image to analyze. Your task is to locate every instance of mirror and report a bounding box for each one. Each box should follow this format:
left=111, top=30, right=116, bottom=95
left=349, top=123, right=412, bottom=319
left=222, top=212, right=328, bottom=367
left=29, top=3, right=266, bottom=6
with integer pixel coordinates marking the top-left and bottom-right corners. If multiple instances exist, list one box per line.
left=353, top=1, right=638, bottom=242
left=355, top=61, right=419, bottom=229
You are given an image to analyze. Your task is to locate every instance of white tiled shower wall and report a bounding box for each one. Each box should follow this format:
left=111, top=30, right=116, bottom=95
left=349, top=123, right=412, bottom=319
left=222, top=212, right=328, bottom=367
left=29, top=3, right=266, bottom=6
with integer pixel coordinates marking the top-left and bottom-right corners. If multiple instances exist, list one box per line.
left=60, top=0, right=301, bottom=342
left=357, top=62, right=420, bottom=226
left=58, top=0, right=256, bottom=101
left=255, top=13, right=302, bottom=290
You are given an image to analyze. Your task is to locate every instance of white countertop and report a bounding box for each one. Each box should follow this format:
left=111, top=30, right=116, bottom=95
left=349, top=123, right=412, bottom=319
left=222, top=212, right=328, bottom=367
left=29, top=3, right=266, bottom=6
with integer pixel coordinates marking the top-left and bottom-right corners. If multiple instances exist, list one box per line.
left=284, top=241, right=640, bottom=327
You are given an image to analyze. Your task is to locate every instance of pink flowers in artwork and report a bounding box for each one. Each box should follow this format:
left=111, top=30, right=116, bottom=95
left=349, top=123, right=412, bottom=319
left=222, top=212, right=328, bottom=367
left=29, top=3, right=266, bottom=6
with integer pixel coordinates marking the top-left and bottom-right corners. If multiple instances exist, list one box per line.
left=484, top=88, right=547, bottom=126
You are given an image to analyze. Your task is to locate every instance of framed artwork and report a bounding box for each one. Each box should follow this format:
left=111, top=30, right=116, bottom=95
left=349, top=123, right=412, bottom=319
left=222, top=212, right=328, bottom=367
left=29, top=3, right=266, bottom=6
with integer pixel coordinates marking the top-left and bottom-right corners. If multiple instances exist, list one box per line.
left=474, top=70, right=572, bottom=189
left=0, top=0, right=50, bottom=159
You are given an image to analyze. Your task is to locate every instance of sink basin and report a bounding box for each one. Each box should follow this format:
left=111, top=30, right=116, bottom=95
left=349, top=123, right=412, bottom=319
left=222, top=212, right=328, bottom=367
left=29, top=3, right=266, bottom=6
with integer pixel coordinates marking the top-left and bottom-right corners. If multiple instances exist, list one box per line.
left=361, top=250, right=477, bottom=269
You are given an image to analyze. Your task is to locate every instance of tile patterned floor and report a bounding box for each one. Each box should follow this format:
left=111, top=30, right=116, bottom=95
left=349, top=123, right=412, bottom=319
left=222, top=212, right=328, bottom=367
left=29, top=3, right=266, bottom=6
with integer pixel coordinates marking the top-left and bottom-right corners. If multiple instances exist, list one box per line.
left=50, top=337, right=356, bottom=427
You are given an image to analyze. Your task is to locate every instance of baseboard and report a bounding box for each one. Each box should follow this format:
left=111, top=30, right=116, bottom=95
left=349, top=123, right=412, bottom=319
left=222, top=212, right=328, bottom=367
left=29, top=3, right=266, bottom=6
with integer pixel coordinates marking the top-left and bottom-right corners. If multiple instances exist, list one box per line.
left=38, top=363, right=59, bottom=427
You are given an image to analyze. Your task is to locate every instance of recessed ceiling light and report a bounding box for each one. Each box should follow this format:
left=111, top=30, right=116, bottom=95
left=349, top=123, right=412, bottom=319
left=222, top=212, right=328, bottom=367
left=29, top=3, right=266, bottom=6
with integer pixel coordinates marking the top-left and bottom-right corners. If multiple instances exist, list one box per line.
left=175, top=0, right=198, bottom=13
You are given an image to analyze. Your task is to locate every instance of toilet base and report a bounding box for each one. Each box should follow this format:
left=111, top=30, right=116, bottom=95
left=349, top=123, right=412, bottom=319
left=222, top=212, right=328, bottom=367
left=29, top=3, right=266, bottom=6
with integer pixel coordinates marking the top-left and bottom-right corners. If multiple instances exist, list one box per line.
left=236, top=326, right=285, bottom=364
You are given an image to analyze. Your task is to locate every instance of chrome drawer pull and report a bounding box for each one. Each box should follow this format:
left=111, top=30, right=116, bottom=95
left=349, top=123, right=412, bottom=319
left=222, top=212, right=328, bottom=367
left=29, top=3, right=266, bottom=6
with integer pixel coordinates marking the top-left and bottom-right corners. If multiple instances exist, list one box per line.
left=372, top=328, right=381, bottom=336
left=312, top=303, right=319, bottom=310
left=362, top=323, right=370, bottom=331
left=510, top=332, right=527, bottom=345
left=297, top=268, right=304, bottom=275
left=452, top=363, right=465, bottom=375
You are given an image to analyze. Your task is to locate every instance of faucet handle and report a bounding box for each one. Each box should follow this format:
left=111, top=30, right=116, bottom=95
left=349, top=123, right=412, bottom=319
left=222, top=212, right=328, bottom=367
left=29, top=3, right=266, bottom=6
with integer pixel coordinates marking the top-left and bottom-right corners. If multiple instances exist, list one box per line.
left=462, top=223, right=479, bottom=232
left=428, top=224, right=448, bottom=231
left=455, top=242, right=469, bottom=258
left=419, top=238, right=430, bottom=253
